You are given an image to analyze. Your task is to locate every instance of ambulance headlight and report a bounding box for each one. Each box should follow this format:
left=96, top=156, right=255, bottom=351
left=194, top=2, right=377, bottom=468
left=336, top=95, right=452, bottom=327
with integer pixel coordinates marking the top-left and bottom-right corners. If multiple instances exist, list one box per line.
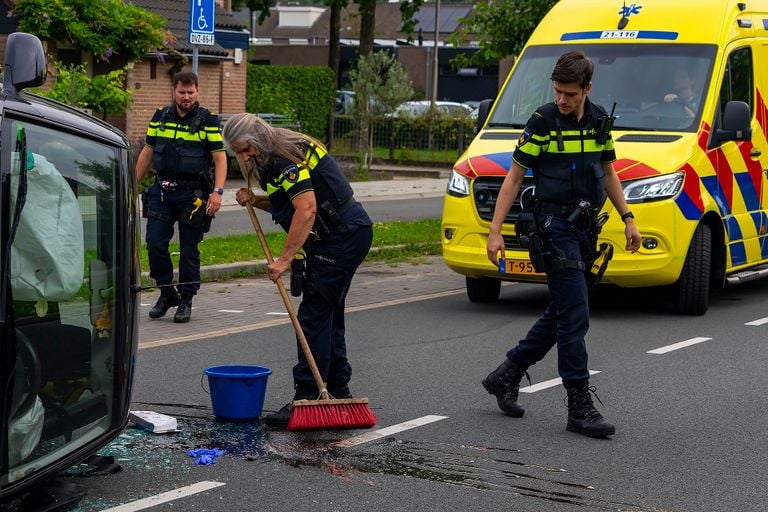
left=447, top=170, right=470, bottom=197
left=622, top=172, right=684, bottom=203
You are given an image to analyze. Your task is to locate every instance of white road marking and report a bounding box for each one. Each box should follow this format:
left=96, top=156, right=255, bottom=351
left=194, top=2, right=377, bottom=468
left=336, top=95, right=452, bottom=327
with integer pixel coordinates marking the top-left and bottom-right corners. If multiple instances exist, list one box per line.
left=334, top=415, right=448, bottom=448
left=520, top=370, right=601, bottom=393
left=140, top=303, right=151, bottom=307
left=218, top=309, right=244, bottom=313
left=99, top=481, right=225, bottom=512
left=266, top=312, right=289, bottom=316
left=647, top=336, right=712, bottom=354
left=745, top=317, right=768, bottom=326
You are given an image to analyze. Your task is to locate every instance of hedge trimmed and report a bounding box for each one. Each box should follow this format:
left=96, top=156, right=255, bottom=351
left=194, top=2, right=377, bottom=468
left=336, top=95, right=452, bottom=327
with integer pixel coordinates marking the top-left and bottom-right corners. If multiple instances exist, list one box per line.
left=246, top=65, right=335, bottom=140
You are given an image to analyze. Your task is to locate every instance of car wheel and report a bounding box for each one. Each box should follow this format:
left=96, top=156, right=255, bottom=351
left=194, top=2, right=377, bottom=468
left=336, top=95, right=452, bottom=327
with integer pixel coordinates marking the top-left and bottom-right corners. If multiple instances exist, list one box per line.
left=466, top=276, right=501, bottom=303
left=675, top=223, right=711, bottom=315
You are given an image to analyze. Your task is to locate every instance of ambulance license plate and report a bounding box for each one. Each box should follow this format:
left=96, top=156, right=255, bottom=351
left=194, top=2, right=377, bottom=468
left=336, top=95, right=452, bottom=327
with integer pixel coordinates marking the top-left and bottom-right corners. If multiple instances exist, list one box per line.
left=501, top=258, right=541, bottom=275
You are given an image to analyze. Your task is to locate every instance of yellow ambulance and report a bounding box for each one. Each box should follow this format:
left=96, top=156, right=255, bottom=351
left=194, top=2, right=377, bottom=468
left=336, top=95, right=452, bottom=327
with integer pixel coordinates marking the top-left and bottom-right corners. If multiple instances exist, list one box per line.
left=441, top=0, right=768, bottom=314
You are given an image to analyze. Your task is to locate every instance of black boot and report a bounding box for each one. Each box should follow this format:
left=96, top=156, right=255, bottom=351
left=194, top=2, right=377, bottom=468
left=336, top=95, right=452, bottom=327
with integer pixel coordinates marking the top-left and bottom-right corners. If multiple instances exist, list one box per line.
left=263, top=382, right=318, bottom=429
left=482, top=358, right=530, bottom=417
left=173, top=292, right=193, bottom=323
left=148, top=289, right=180, bottom=319
left=566, top=384, right=615, bottom=438
left=327, top=383, right=352, bottom=399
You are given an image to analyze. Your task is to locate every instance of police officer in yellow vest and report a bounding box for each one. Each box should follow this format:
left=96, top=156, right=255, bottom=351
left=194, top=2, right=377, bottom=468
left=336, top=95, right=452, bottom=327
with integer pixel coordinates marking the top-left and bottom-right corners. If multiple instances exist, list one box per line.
left=483, top=51, right=642, bottom=438
left=135, top=71, right=227, bottom=323
left=222, top=113, right=373, bottom=429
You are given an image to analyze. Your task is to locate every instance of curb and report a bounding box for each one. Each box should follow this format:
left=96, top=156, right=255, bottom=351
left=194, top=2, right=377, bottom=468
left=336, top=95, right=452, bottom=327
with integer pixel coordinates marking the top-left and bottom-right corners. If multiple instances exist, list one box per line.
left=141, top=260, right=268, bottom=284
left=140, top=242, right=443, bottom=285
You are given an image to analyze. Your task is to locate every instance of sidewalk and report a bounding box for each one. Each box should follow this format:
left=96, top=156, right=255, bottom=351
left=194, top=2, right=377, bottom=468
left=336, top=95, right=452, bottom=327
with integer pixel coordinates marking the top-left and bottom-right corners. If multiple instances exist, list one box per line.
left=138, top=255, right=463, bottom=346
left=219, top=169, right=449, bottom=211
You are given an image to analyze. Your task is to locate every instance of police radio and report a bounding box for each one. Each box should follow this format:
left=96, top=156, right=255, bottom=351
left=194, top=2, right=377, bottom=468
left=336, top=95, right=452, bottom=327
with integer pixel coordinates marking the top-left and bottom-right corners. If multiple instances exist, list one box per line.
left=596, top=102, right=617, bottom=145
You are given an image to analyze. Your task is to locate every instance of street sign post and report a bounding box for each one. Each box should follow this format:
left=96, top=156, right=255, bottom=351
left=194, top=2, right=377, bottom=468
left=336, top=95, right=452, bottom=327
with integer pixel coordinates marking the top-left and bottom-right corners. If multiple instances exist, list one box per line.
left=189, top=0, right=215, bottom=46
left=189, top=0, right=215, bottom=75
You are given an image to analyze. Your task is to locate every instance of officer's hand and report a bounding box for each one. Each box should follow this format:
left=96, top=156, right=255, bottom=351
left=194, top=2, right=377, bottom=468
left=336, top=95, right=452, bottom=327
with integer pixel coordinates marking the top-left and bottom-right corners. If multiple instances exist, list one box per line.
left=235, top=188, right=254, bottom=207
left=664, top=93, right=678, bottom=103
left=206, top=192, right=222, bottom=216
left=267, top=257, right=291, bottom=283
left=624, top=221, right=642, bottom=253
left=487, top=232, right=505, bottom=267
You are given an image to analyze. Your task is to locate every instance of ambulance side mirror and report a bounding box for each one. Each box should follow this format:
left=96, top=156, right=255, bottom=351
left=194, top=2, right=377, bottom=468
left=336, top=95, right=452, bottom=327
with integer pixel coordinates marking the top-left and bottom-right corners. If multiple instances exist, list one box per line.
left=717, top=101, right=752, bottom=142
left=477, top=99, right=494, bottom=132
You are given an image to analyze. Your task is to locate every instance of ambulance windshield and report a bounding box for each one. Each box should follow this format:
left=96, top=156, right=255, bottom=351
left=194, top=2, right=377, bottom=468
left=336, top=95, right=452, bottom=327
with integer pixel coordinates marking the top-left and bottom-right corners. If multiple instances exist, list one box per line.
left=489, top=43, right=716, bottom=132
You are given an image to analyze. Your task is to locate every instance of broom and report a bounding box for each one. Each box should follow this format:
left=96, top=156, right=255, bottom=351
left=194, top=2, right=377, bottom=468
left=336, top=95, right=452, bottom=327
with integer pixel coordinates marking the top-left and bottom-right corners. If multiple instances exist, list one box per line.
left=237, top=158, right=376, bottom=431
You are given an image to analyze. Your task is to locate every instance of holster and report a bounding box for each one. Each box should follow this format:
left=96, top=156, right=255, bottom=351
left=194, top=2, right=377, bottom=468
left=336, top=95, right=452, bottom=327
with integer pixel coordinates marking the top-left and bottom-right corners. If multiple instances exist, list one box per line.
left=527, top=232, right=547, bottom=272
left=179, top=198, right=208, bottom=230
left=516, top=211, right=536, bottom=249
left=587, top=242, right=613, bottom=285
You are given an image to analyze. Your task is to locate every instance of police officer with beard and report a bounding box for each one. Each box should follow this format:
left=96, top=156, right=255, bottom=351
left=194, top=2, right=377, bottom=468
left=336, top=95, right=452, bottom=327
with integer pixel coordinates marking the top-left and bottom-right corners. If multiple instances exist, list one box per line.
left=136, top=71, right=227, bottom=323
left=482, top=51, right=642, bottom=438
left=222, top=113, right=373, bottom=429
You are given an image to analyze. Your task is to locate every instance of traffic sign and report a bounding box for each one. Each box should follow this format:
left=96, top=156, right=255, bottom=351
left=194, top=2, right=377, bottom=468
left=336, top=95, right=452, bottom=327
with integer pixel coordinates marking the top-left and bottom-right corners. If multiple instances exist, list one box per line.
left=189, top=0, right=215, bottom=46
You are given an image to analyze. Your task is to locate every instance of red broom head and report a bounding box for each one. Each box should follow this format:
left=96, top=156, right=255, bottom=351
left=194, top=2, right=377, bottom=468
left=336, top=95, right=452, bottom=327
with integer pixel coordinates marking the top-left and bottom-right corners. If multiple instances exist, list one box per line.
left=287, top=402, right=377, bottom=431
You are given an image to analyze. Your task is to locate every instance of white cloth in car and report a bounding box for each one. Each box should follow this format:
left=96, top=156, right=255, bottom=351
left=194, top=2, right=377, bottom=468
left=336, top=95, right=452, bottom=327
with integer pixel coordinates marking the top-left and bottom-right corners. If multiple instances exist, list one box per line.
left=9, top=152, right=84, bottom=301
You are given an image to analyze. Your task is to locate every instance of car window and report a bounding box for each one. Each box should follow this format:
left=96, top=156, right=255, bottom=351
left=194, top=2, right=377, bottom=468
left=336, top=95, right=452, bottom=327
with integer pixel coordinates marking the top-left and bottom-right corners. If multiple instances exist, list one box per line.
left=491, top=43, right=716, bottom=131
left=6, top=117, right=121, bottom=478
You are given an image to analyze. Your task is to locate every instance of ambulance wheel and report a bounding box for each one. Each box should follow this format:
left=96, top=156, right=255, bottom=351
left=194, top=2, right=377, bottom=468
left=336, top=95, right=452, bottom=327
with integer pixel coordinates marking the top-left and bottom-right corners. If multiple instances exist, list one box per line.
left=466, top=276, right=501, bottom=303
left=675, top=224, right=711, bottom=315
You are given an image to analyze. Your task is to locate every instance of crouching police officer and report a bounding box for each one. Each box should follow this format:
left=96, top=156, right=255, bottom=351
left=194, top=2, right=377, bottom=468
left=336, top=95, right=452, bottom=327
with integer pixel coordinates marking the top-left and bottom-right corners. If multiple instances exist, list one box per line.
left=222, top=113, right=373, bottom=429
left=483, top=51, right=641, bottom=438
left=135, top=71, right=227, bottom=323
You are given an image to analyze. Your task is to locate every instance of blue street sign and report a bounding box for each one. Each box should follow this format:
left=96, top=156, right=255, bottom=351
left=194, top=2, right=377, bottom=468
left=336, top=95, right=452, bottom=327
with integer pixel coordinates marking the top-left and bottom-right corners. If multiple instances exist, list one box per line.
left=189, top=0, right=215, bottom=46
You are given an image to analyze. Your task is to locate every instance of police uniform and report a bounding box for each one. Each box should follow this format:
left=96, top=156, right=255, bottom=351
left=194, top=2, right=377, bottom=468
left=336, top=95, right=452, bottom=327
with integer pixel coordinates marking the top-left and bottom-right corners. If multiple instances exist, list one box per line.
left=257, top=141, right=372, bottom=394
left=507, top=97, right=615, bottom=387
left=144, top=104, right=224, bottom=297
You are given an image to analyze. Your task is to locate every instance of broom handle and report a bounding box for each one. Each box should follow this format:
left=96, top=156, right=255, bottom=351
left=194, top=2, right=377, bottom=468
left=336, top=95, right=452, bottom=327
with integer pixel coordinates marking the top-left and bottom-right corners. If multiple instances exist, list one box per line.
left=244, top=203, right=329, bottom=399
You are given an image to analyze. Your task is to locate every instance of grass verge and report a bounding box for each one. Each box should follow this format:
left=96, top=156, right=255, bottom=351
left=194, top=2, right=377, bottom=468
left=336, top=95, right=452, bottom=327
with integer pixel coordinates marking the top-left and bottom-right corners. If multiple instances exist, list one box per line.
left=140, top=218, right=442, bottom=283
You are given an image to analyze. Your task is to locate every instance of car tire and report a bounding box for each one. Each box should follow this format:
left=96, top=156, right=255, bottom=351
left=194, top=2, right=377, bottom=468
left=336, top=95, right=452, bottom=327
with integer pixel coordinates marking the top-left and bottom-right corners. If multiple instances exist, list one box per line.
left=466, top=276, right=501, bottom=303
left=675, top=223, right=711, bottom=315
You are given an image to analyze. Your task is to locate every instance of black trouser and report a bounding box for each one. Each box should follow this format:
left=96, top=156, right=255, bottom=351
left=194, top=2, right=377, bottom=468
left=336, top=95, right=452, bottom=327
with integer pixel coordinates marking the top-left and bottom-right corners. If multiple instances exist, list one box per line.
left=507, top=214, right=593, bottom=386
left=292, top=223, right=373, bottom=389
left=145, top=183, right=208, bottom=296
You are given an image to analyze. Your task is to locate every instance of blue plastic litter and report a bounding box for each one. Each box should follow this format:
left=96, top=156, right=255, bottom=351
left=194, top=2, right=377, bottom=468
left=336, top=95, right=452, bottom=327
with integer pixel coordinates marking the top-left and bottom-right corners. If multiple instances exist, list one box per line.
left=187, top=448, right=226, bottom=465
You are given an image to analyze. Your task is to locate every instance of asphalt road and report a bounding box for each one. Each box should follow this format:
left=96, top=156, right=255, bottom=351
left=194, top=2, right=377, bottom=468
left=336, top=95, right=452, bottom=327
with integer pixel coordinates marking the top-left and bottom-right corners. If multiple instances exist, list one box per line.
left=65, top=260, right=768, bottom=512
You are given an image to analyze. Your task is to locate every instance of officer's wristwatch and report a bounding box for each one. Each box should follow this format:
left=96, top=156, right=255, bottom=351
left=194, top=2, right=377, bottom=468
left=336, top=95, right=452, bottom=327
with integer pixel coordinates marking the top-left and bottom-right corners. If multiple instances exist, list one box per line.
left=213, top=187, right=224, bottom=195
left=620, top=210, right=635, bottom=222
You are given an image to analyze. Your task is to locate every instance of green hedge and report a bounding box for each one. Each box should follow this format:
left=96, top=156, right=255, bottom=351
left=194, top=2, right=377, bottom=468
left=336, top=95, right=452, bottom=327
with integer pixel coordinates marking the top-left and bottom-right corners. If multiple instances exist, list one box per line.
left=246, top=65, right=335, bottom=140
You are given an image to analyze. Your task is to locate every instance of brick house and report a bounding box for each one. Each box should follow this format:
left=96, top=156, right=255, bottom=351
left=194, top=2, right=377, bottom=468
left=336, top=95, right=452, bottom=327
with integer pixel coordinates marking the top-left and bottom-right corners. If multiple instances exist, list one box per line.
left=0, top=0, right=249, bottom=145
left=125, top=0, right=249, bottom=144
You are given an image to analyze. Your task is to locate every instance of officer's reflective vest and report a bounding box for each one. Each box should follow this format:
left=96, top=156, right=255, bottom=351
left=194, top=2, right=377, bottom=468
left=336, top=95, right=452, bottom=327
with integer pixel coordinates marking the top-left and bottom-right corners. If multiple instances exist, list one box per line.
left=260, top=141, right=354, bottom=232
left=151, top=106, right=211, bottom=176
left=533, top=102, right=609, bottom=206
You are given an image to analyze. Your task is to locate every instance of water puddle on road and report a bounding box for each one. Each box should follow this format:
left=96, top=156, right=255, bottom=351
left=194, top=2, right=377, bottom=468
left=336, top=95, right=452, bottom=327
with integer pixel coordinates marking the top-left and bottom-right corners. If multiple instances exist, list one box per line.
left=265, top=434, right=664, bottom=511
left=72, top=413, right=664, bottom=511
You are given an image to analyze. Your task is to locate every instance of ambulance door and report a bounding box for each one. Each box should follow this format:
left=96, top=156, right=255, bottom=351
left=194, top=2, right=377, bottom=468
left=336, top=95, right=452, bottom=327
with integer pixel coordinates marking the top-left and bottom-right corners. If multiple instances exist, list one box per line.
left=710, top=44, right=767, bottom=268
left=755, top=43, right=768, bottom=254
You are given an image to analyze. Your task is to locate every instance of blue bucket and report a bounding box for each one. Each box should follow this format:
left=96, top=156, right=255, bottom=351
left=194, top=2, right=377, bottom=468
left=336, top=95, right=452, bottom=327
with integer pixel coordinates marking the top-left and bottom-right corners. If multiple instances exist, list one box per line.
left=204, top=365, right=272, bottom=420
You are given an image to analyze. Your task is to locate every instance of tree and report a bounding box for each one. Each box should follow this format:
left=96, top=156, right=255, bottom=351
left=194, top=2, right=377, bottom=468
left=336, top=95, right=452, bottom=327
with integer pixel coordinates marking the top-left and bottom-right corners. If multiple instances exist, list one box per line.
left=240, top=1, right=428, bottom=87
left=449, top=0, right=557, bottom=67
left=15, top=0, right=168, bottom=63
left=357, top=0, right=376, bottom=56
left=36, top=64, right=132, bottom=120
left=231, top=0, right=275, bottom=27
left=348, top=51, right=413, bottom=170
